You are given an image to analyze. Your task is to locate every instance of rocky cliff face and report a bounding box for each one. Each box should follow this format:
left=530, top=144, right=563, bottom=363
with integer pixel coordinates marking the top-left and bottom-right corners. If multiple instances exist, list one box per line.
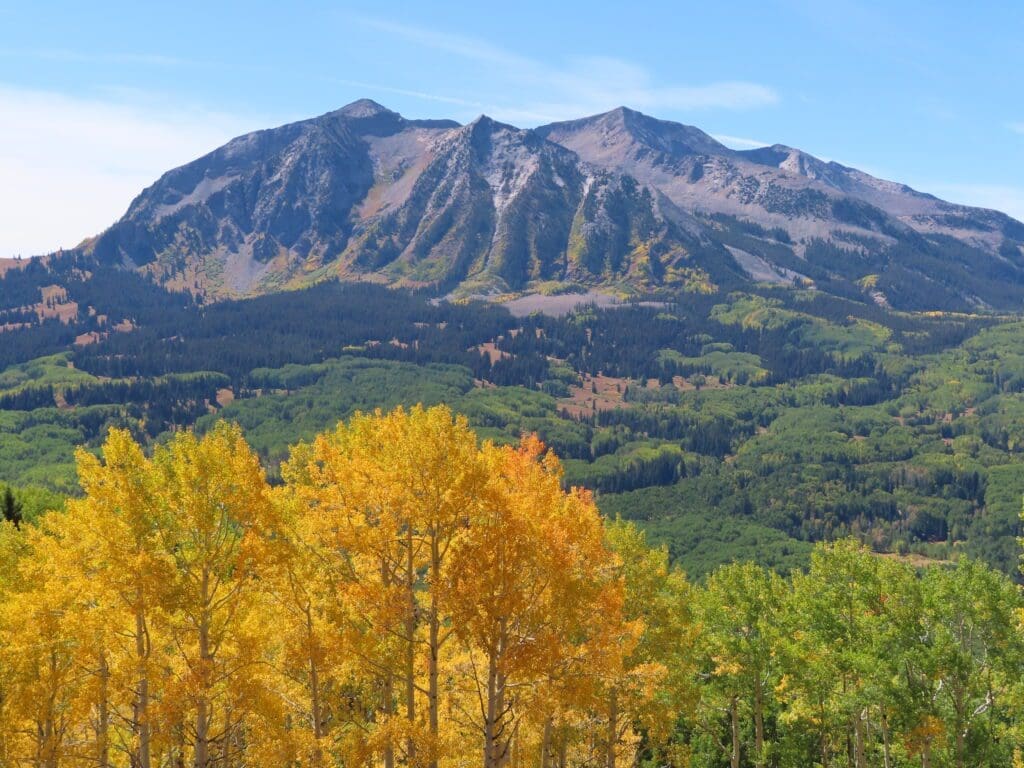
left=540, top=107, right=1024, bottom=249
left=81, top=99, right=1024, bottom=309
left=87, top=101, right=706, bottom=297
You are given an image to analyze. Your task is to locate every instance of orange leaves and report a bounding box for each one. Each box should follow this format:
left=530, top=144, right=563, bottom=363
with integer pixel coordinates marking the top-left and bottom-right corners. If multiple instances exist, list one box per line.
left=904, top=715, right=946, bottom=757
left=442, top=434, right=630, bottom=766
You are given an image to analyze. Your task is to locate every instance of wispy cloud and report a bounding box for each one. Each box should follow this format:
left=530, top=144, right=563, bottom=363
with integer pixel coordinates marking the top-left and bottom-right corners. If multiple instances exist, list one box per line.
left=330, top=79, right=488, bottom=111
left=712, top=134, right=772, bottom=150
left=1009, top=122, right=1024, bottom=135
left=353, top=16, right=779, bottom=124
left=357, top=18, right=533, bottom=71
left=0, top=85, right=268, bottom=257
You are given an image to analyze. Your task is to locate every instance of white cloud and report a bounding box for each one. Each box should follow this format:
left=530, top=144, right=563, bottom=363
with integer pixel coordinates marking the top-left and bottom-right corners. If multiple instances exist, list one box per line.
left=0, top=85, right=270, bottom=258
left=1009, top=122, right=1024, bottom=135
left=354, top=17, right=779, bottom=123
left=713, top=134, right=771, bottom=149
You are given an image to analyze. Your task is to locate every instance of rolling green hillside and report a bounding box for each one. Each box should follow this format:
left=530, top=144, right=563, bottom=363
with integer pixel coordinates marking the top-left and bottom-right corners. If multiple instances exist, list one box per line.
left=2, top=256, right=1023, bottom=577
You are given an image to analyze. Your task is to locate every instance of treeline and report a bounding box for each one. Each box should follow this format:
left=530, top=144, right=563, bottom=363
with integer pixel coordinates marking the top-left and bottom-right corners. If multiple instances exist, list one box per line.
left=0, top=385, right=56, bottom=411
left=2, top=408, right=1023, bottom=768
left=61, top=373, right=229, bottom=409
left=0, top=372, right=215, bottom=411
left=0, top=253, right=199, bottom=368
left=71, top=282, right=513, bottom=384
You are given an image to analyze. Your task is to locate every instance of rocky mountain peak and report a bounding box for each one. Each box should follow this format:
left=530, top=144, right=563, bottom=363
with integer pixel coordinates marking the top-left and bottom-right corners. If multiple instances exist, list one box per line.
left=333, top=98, right=395, bottom=119
left=74, top=98, right=1024, bottom=310
left=537, top=106, right=730, bottom=169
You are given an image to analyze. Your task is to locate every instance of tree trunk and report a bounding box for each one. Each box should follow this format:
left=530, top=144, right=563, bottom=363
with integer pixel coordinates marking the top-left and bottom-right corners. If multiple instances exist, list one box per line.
left=134, top=602, right=152, bottom=768
left=306, top=606, right=324, bottom=768
left=428, top=535, right=441, bottom=768
left=954, top=691, right=965, bottom=768
left=97, top=653, right=111, bottom=768
left=606, top=687, right=618, bottom=768
left=42, top=648, right=58, bottom=768
left=539, top=717, right=553, bottom=768
left=193, top=569, right=211, bottom=768
left=484, top=622, right=509, bottom=768
left=380, top=557, right=395, bottom=768
left=383, top=672, right=395, bottom=768
left=484, top=651, right=499, bottom=768
left=405, top=527, right=417, bottom=765
left=880, top=708, right=892, bottom=768
left=853, top=711, right=866, bottom=768
left=220, top=709, right=232, bottom=768
left=194, top=685, right=209, bottom=768
left=730, top=696, right=740, bottom=768
left=753, top=676, right=765, bottom=768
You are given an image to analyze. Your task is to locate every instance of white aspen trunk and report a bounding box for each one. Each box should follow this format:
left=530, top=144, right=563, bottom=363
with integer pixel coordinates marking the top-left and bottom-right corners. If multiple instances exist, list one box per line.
left=405, top=527, right=417, bottom=765
left=134, top=600, right=152, bottom=768
left=607, top=688, right=618, bottom=768
left=428, top=534, right=441, bottom=768
left=193, top=568, right=211, bottom=768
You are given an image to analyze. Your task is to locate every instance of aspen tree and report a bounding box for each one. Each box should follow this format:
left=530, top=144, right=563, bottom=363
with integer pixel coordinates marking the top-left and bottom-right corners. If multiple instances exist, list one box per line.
left=604, top=520, right=696, bottom=768
left=697, top=562, right=784, bottom=768
left=149, top=423, right=273, bottom=768
left=443, top=436, right=625, bottom=768
left=69, top=430, right=172, bottom=768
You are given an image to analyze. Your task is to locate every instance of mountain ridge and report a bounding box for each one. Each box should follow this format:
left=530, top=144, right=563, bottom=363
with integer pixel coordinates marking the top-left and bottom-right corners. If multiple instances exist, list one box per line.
left=41, top=99, right=1024, bottom=310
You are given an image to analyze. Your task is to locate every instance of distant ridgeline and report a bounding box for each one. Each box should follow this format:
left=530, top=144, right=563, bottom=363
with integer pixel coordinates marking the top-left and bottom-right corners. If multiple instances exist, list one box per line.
left=3, top=245, right=1024, bottom=578
left=0, top=408, right=1021, bottom=767
left=57, top=99, right=1024, bottom=310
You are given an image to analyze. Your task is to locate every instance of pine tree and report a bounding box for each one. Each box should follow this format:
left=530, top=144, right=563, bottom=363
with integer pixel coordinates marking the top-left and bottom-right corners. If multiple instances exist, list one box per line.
left=1, top=487, right=22, bottom=529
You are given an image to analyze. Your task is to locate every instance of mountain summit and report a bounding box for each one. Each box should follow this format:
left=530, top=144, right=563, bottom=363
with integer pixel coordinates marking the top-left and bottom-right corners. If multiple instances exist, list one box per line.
left=77, top=99, right=1024, bottom=309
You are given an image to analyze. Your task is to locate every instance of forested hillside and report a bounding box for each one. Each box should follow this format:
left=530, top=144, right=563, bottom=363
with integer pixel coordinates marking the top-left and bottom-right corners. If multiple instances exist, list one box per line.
left=1, top=408, right=1021, bottom=768
left=2, top=250, right=1024, bottom=577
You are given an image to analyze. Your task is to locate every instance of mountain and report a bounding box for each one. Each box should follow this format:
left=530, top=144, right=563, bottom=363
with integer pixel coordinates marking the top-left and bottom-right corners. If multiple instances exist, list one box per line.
left=540, top=107, right=1024, bottom=247
left=83, top=99, right=700, bottom=298
left=68, top=99, right=1024, bottom=309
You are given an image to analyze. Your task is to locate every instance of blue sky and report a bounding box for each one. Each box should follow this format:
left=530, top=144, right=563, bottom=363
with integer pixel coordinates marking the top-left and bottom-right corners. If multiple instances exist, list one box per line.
left=1, top=0, right=1022, bottom=256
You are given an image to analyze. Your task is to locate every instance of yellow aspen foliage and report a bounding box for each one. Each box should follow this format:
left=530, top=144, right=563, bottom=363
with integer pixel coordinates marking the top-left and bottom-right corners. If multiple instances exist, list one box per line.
left=442, top=435, right=627, bottom=768
left=0, top=412, right=648, bottom=768
left=280, top=404, right=490, bottom=768
left=0, top=523, right=86, bottom=768
left=67, top=429, right=174, bottom=768
left=603, top=520, right=698, bottom=767
left=147, top=422, right=276, bottom=768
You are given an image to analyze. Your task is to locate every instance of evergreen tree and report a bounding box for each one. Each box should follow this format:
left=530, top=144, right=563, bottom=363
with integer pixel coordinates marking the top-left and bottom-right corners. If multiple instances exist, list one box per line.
left=1, top=486, right=22, bottom=529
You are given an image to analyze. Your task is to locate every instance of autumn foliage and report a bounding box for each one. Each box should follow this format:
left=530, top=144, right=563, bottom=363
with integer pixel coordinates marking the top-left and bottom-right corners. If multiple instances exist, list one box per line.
left=0, top=407, right=689, bottom=768
left=0, top=406, right=1022, bottom=768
